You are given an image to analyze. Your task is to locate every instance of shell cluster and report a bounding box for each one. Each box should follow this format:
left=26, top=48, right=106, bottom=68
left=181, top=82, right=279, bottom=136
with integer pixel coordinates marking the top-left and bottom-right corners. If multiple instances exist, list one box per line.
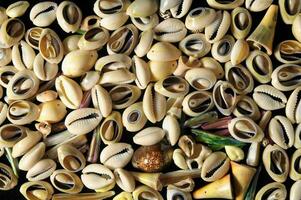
left=0, top=0, right=300, bottom=199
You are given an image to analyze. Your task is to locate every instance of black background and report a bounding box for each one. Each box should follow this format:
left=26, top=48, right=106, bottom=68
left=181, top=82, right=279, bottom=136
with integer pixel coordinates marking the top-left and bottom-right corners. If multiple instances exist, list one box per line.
left=0, top=0, right=295, bottom=199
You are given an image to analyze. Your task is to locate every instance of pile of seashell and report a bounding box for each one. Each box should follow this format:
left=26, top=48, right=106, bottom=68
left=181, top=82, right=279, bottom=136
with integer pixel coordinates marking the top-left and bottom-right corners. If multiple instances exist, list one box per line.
left=0, top=0, right=300, bottom=199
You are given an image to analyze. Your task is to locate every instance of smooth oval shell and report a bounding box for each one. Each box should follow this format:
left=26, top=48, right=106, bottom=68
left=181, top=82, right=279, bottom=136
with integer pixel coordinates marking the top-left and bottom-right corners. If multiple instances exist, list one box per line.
left=207, top=0, right=244, bottom=10
left=30, top=2, right=57, bottom=27
left=33, top=53, right=59, bottom=81
left=55, top=75, right=83, bottom=109
left=201, top=151, right=230, bottom=182
left=114, top=168, right=135, bottom=193
left=65, top=108, right=102, bottom=135
left=62, top=50, right=98, bottom=78
left=134, top=30, right=154, bottom=58
left=147, top=42, right=181, bottom=62
left=162, top=115, right=181, bottom=146
left=290, top=180, right=301, bottom=200
left=133, top=127, right=165, bottom=146
left=20, top=181, right=54, bottom=200
left=63, top=34, right=80, bottom=54
left=12, top=40, right=36, bottom=71
left=56, top=1, right=82, bottom=33
left=100, top=12, right=129, bottom=31
left=100, top=143, right=134, bottom=170
left=228, top=117, right=264, bottom=143
left=262, top=144, right=289, bottom=183
left=81, top=164, right=115, bottom=191
left=245, top=0, right=273, bottom=12
left=50, top=169, right=83, bottom=194
left=292, top=14, right=301, bottom=42
left=126, top=0, right=158, bottom=17
left=80, top=71, right=100, bottom=91
left=149, top=60, right=177, bottom=82
left=19, top=142, right=46, bottom=171
left=91, top=84, right=112, bottom=117
left=132, top=56, right=151, bottom=89
left=6, top=1, right=29, bottom=18
left=26, top=159, right=56, bottom=181
left=122, top=102, right=147, bottom=132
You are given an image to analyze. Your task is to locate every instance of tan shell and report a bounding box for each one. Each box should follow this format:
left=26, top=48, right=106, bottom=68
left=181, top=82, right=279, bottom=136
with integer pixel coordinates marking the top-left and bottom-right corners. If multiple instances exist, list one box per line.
left=179, top=33, right=211, bottom=58
left=122, top=102, right=147, bottom=132
left=12, top=40, right=36, bottom=70
left=78, top=27, right=109, bottom=50
left=143, top=83, right=167, bottom=123
left=147, top=42, right=181, bottom=62
left=80, top=15, right=100, bottom=31
left=262, top=144, right=289, bottom=183
left=199, top=57, right=224, bottom=79
left=20, top=181, right=54, bottom=200
left=0, top=132, right=17, bottom=153
left=19, top=142, right=46, bottom=171
left=231, top=7, right=252, bottom=39
left=212, top=80, right=237, bottom=116
left=185, top=68, right=217, bottom=91
left=63, top=34, right=80, bottom=54
left=6, top=69, right=40, bottom=100
left=132, top=56, right=151, bottom=89
left=26, top=159, right=56, bottom=181
left=99, top=69, right=136, bottom=86
left=233, top=95, right=260, bottom=121
left=30, top=2, right=57, bottom=27
left=185, top=7, right=216, bottom=32
left=114, top=168, right=135, bottom=192
left=133, top=185, right=163, bottom=200
left=81, top=164, right=115, bottom=191
left=25, top=27, right=43, bottom=50
left=100, top=12, right=128, bottom=31
left=0, top=163, right=18, bottom=190
left=230, top=39, right=250, bottom=65
left=228, top=117, right=264, bottom=143
left=109, top=84, right=141, bottom=110
left=274, top=40, right=301, bottom=64
left=80, top=71, right=100, bottom=91
left=225, top=146, right=244, bottom=162
left=37, top=100, right=67, bottom=123
left=55, top=75, right=83, bottom=109
left=246, top=142, right=261, bottom=167
left=170, top=0, right=193, bottom=19
left=91, top=84, right=112, bottom=117
left=7, top=100, right=40, bottom=125
left=153, top=18, right=187, bottom=43
left=0, top=18, right=25, bottom=48
left=0, top=102, right=7, bottom=126
left=294, top=123, right=301, bottom=148
left=290, top=180, right=301, bottom=200
left=134, top=30, right=154, bottom=58
left=50, top=169, right=83, bottom=194
left=205, top=10, right=231, bottom=43
left=0, top=48, right=12, bottom=67
left=62, top=50, right=98, bottom=78
left=93, top=0, right=130, bottom=18
left=154, top=76, right=189, bottom=98
left=56, top=1, right=82, bottom=33
left=253, top=84, right=287, bottom=110
left=162, top=115, right=180, bottom=146
left=201, top=151, right=230, bottom=182
left=95, top=54, right=132, bottom=73
left=99, top=111, right=123, bottom=144
left=33, top=53, right=58, bottom=81
left=100, top=143, right=134, bottom=170
left=57, top=144, right=86, bottom=172
left=133, top=127, right=166, bottom=146
left=107, top=24, right=138, bottom=55
left=279, top=0, right=301, bottom=24
left=126, top=0, right=158, bottom=17
left=131, top=14, right=159, bottom=31
left=245, top=0, right=273, bottom=12
left=149, top=60, right=177, bottom=81
left=225, top=62, right=254, bottom=95
left=39, top=28, right=64, bottom=64
left=268, top=115, right=294, bottom=149
left=182, top=91, right=214, bottom=117
left=272, top=64, right=301, bottom=91
left=65, top=108, right=102, bottom=135
left=207, top=0, right=244, bottom=9
left=246, top=50, right=273, bottom=83
left=289, top=149, right=301, bottom=181
left=211, top=34, right=235, bottom=63
left=292, top=14, right=301, bottom=42
left=6, top=1, right=29, bottom=17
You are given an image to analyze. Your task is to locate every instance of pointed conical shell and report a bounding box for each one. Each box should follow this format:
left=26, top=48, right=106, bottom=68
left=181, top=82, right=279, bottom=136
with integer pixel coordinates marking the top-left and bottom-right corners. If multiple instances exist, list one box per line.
left=131, top=172, right=163, bottom=191
left=247, top=5, right=278, bottom=55
left=193, top=174, right=233, bottom=199
left=231, top=161, right=256, bottom=200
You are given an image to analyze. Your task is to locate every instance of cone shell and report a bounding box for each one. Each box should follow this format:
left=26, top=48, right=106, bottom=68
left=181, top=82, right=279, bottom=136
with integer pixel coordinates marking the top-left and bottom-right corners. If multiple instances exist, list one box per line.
left=193, top=174, right=233, bottom=199
left=37, top=100, right=67, bottom=123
